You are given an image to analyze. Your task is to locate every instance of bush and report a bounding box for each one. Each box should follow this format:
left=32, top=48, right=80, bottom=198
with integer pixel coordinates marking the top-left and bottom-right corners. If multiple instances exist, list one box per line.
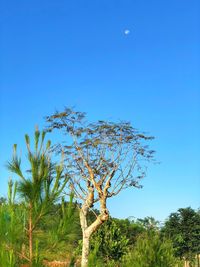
left=90, top=219, right=129, bottom=264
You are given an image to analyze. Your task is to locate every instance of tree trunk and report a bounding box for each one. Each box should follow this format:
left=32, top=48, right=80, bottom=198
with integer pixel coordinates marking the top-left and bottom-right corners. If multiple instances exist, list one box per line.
left=80, top=214, right=109, bottom=267
left=80, top=203, right=90, bottom=267
left=79, top=194, right=109, bottom=267
left=81, top=232, right=90, bottom=267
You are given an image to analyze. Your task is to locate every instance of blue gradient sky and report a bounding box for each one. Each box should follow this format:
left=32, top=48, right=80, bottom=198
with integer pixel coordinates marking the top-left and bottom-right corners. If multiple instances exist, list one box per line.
left=0, top=0, right=199, bottom=222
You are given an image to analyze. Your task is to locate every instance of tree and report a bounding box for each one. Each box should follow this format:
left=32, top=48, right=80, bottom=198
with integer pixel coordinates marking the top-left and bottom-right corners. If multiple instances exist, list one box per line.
left=136, top=216, right=160, bottom=230
left=46, top=108, right=155, bottom=267
left=162, top=207, right=200, bottom=263
left=123, top=231, right=177, bottom=267
left=6, top=128, right=68, bottom=264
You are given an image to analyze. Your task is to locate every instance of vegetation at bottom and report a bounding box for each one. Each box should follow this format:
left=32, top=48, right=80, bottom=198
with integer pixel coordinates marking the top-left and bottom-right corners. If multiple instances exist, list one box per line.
left=1, top=110, right=199, bottom=267
left=0, top=191, right=199, bottom=267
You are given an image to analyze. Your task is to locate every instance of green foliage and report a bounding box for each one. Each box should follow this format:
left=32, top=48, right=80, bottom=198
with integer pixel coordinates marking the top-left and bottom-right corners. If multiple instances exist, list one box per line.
left=7, top=129, right=68, bottom=212
left=0, top=194, right=198, bottom=267
left=88, top=241, right=105, bottom=267
left=0, top=193, right=80, bottom=266
left=6, top=128, right=69, bottom=264
left=162, top=207, right=200, bottom=261
left=136, top=216, right=160, bottom=230
left=2, top=112, right=199, bottom=267
left=0, top=182, right=24, bottom=267
left=38, top=195, right=81, bottom=260
left=122, top=231, right=177, bottom=267
left=0, top=248, right=16, bottom=267
left=0, top=197, right=7, bottom=205
left=114, top=218, right=147, bottom=247
left=91, top=219, right=129, bottom=263
left=0, top=203, right=24, bottom=247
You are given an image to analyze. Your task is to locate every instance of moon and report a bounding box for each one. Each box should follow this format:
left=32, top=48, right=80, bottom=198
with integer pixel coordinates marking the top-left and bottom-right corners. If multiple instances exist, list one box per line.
left=124, top=29, right=130, bottom=35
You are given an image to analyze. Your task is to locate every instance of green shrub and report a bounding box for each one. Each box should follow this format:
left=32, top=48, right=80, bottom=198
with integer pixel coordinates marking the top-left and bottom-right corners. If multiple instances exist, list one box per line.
left=91, top=219, right=129, bottom=263
left=122, top=231, right=177, bottom=267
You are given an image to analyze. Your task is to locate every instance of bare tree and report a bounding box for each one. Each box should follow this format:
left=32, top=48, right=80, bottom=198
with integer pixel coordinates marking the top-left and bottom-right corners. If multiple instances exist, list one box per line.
left=46, top=108, right=155, bottom=267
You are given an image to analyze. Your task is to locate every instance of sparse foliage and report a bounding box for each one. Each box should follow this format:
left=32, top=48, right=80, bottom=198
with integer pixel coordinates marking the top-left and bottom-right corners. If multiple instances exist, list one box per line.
left=46, top=107, right=155, bottom=267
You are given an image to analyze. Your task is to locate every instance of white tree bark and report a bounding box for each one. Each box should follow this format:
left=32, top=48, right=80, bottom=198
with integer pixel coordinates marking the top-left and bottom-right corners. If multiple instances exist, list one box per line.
left=80, top=196, right=109, bottom=267
left=81, top=232, right=90, bottom=267
left=80, top=204, right=90, bottom=267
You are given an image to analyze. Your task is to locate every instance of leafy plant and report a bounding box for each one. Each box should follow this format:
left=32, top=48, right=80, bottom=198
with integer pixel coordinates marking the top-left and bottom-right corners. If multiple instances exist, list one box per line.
left=91, top=219, right=129, bottom=263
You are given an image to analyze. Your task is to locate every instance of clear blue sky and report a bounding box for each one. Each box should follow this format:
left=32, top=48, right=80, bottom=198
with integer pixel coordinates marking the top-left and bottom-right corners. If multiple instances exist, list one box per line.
left=0, top=0, right=199, bottom=222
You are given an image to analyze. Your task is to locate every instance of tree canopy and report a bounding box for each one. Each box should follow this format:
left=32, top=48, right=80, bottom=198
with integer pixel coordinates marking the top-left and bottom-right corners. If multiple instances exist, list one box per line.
left=46, top=107, right=155, bottom=267
left=46, top=108, right=155, bottom=204
left=163, top=207, right=200, bottom=261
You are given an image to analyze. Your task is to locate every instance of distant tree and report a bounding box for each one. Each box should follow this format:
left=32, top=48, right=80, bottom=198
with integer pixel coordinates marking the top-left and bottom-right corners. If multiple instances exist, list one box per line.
left=6, top=128, right=68, bottom=264
left=162, top=207, right=200, bottom=262
left=136, top=216, right=160, bottom=230
left=46, top=108, right=155, bottom=267
left=0, top=197, right=7, bottom=205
